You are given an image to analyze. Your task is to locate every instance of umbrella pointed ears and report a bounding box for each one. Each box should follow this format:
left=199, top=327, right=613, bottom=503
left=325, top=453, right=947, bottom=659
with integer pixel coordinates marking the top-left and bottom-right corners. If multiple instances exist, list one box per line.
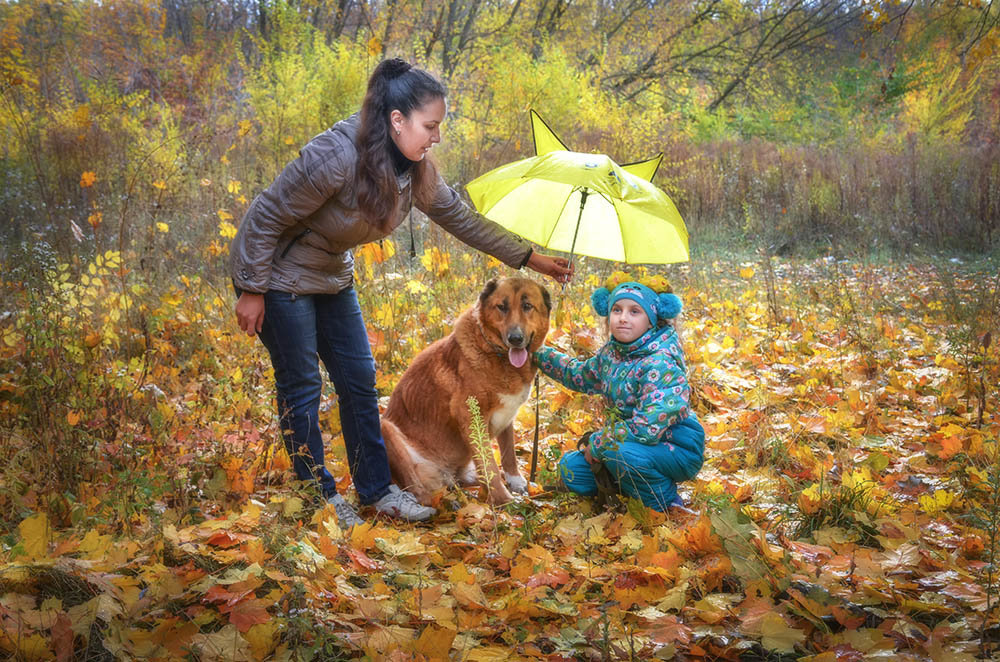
left=530, top=110, right=569, bottom=155
left=621, top=154, right=662, bottom=182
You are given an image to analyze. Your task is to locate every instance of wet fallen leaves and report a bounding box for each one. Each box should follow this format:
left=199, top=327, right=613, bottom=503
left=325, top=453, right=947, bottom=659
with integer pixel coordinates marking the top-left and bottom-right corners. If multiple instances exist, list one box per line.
left=2, top=256, right=998, bottom=660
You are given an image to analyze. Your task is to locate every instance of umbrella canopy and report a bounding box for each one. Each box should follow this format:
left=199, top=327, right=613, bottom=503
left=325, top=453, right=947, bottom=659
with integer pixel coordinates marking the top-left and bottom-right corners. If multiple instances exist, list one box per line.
left=466, top=111, right=688, bottom=265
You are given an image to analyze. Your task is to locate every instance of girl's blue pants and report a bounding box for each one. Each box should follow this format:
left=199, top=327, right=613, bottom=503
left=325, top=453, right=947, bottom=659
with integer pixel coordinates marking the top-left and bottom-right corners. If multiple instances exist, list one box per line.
left=558, top=415, right=705, bottom=512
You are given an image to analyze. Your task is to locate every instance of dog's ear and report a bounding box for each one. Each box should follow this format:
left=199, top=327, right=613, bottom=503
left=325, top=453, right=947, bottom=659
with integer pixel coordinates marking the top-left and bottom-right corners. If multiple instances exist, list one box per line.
left=478, top=278, right=499, bottom=307
left=539, top=284, right=552, bottom=313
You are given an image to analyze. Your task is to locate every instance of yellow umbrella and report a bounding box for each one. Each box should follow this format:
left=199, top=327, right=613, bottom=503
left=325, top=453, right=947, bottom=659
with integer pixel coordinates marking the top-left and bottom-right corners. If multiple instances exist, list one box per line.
left=466, top=111, right=688, bottom=265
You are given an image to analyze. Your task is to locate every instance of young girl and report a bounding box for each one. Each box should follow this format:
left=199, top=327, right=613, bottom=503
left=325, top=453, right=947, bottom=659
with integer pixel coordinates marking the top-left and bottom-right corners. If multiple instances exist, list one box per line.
left=535, top=275, right=704, bottom=512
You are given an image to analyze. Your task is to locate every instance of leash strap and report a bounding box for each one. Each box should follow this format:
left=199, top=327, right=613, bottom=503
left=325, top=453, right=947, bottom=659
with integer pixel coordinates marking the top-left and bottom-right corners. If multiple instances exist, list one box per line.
left=529, top=371, right=540, bottom=483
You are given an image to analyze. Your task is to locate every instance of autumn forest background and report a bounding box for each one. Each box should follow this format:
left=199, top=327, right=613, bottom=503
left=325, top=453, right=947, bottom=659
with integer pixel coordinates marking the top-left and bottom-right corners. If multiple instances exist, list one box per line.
left=2, top=0, right=1000, bottom=659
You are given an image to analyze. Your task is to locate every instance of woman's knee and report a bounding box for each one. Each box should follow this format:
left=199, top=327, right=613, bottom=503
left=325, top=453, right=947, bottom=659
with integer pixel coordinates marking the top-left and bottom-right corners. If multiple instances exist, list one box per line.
left=275, top=369, right=323, bottom=412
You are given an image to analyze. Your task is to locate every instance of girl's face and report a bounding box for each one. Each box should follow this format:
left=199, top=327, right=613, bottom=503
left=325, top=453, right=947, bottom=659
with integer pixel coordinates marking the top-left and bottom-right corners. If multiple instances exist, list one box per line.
left=609, top=299, right=652, bottom=343
left=389, top=96, right=446, bottom=162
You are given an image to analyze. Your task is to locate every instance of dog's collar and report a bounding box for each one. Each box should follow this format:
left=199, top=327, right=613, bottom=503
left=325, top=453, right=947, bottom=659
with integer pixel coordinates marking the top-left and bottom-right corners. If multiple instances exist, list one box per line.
left=478, top=319, right=508, bottom=357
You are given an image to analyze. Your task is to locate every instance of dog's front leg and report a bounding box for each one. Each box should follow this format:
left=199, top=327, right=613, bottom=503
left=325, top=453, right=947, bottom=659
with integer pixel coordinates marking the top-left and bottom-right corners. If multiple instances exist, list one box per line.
left=497, top=424, right=528, bottom=494
left=472, top=448, right=514, bottom=506
left=455, top=403, right=513, bottom=506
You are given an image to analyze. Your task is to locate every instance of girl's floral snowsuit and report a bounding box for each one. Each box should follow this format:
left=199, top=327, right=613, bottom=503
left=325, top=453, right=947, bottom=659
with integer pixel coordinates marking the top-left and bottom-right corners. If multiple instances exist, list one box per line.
left=535, top=323, right=704, bottom=511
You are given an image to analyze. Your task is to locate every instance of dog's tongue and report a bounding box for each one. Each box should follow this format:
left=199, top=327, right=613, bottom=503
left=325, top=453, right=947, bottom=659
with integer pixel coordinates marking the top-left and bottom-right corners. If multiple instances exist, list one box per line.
left=508, top=347, right=528, bottom=368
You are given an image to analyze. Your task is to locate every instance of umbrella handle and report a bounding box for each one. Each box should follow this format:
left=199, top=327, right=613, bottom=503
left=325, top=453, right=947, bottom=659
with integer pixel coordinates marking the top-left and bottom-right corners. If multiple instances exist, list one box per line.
left=567, top=187, right=589, bottom=270
left=560, top=187, right=589, bottom=293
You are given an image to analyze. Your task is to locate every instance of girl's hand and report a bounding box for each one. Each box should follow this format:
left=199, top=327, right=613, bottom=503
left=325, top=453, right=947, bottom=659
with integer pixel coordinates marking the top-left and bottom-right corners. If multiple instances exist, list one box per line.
left=582, top=443, right=597, bottom=465
left=236, top=292, right=266, bottom=337
left=526, top=252, right=573, bottom=284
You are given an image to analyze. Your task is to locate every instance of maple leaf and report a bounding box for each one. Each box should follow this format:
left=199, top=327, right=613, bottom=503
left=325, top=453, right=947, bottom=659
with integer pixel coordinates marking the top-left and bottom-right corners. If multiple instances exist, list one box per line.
left=919, top=489, right=958, bottom=514
left=205, top=530, right=252, bottom=548
left=79, top=171, right=96, bottom=187
left=880, top=542, right=920, bottom=574
left=831, top=604, right=868, bottom=629
left=937, top=434, right=963, bottom=459
left=525, top=567, right=570, bottom=588
left=664, top=515, right=722, bottom=556
left=227, top=598, right=271, bottom=632
left=648, top=614, right=693, bottom=645
left=189, top=624, right=252, bottom=661
left=412, top=624, right=456, bottom=658
left=345, top=547, right=383, bottom=572
left=759, top=612, right=805, bottom=653
left=244, top=621, right=279, bottom=659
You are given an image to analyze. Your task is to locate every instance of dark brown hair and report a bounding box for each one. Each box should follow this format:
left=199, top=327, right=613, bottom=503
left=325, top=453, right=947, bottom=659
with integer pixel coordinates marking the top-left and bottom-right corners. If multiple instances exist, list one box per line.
left=356, top=58, right=446, bottom=232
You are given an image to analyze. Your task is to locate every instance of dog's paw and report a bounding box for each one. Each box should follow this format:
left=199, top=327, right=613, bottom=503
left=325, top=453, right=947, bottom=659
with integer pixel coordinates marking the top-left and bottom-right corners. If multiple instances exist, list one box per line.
left=488, top=487, right=514, bottom=506
left=505, top=473, right=528, bottom=494
left=458, top=462, right=478, bottom=486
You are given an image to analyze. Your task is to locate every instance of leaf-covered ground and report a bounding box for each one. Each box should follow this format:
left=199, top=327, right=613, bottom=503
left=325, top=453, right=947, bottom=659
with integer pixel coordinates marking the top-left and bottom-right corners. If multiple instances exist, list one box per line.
left=2, top=247, right=999, bottom=661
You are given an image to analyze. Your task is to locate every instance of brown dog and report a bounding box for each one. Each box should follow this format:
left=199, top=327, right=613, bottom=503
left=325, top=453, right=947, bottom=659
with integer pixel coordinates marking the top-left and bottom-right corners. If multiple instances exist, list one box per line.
left=381, top=277, right=551, bottom=506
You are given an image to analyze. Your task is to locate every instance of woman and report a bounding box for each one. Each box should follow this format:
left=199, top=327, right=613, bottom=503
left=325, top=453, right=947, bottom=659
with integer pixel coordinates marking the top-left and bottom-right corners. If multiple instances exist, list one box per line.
left=231, top=58, right=571, bottom=527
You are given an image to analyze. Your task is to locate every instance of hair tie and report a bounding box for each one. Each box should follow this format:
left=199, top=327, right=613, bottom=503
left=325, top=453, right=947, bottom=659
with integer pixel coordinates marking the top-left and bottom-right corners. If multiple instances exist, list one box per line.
left=380, top=58, right=412, bottom=79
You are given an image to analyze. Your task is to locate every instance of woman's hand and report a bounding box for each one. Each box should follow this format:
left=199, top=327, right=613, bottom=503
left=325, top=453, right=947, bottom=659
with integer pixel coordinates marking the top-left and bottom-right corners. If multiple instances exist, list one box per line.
left=235, top=292, right=266, bottom=337
left=526, top=252, right=573, bottom=284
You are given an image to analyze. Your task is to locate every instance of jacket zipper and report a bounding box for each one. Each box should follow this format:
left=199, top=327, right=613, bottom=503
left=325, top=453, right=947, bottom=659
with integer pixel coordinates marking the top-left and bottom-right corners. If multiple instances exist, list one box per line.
left=280, top=228, right=312, bottom=258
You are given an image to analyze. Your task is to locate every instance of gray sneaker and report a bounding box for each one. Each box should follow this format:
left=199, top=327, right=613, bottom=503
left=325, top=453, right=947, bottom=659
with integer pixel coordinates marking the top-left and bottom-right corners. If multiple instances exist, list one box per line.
left=374, top=485, right=436, bottom=522
left=327, top=494, right=365, bottom=529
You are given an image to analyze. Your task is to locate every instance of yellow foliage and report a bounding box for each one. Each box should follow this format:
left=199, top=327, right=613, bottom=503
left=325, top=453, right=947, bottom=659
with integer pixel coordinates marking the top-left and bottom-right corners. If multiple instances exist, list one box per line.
left=901, top=52, right=980, bottom=142
left=421, top=246, right=451, bottom=276
left=919, top=489, right=958, bottom=515
left=218, top=221, right=237, bottom=239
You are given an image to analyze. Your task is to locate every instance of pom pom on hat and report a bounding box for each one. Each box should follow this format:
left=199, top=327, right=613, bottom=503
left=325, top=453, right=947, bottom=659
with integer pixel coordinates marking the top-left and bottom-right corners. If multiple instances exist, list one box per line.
left=657, top=292, right=682, bottom=319
left=591, top=287, right=612, bottom=316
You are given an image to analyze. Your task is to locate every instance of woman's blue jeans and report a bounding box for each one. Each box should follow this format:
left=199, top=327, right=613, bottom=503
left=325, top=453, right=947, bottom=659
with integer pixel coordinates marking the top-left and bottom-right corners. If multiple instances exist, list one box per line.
left=251, top=286, right=392, bottom=505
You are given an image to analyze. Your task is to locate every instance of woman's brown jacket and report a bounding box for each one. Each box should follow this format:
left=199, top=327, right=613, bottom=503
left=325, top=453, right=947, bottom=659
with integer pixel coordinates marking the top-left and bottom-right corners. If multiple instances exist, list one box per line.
left=230, top=113, right=531, bottom=294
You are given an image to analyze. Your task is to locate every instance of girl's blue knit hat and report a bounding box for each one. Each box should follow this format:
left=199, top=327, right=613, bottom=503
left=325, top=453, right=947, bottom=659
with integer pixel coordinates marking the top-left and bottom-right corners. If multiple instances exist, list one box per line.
left=591, top=281, right=682, bottom=323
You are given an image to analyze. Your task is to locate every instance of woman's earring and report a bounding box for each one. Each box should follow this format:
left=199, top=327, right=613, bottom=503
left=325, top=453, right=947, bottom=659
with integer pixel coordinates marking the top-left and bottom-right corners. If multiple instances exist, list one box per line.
left=395, top=128, right=401, bottom=136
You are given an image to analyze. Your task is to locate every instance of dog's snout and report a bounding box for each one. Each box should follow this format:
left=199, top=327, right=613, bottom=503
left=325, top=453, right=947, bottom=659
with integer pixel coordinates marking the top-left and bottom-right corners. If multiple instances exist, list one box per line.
left=506, top=327, right=525, bottom=347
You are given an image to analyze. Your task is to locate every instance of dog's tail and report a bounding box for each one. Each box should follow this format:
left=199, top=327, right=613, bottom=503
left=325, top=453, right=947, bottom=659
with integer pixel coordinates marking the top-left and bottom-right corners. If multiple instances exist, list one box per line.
left=381, top=418, right=435, bottom=506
